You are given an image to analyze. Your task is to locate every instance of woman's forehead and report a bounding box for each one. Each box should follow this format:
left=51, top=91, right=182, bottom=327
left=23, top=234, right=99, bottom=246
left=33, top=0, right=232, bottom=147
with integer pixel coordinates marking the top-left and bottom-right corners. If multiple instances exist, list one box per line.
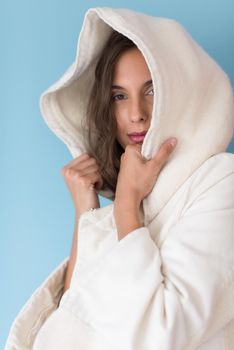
left=112, top=48, right=152, bottom=86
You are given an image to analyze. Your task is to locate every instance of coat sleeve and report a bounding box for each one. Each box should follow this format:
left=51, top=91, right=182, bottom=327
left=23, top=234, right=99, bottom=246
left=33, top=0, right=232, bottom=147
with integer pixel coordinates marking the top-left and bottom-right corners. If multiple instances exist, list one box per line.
left=4, top=257, right=69, bottom=350
left=67, top=171, right=234, bottom=350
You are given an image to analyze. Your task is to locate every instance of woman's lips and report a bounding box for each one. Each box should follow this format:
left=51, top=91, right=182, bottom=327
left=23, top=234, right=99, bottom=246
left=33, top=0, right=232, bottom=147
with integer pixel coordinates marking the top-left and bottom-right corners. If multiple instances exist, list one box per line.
left=128, top=134, right=146, bottom=142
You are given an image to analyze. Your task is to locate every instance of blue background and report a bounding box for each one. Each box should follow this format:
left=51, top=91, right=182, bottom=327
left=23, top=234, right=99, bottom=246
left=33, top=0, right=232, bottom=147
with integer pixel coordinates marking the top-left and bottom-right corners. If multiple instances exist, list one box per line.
left=1, top=0, right=233, bottom=347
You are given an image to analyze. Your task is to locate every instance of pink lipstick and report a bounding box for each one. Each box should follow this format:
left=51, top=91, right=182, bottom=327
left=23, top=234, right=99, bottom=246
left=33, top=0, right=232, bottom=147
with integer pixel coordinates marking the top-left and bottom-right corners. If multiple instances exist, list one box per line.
left=128, top=130, right=147, bottom=143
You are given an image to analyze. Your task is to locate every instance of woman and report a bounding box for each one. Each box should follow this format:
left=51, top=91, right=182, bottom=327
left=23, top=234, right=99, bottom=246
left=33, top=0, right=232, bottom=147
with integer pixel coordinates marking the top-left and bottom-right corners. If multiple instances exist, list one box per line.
left=61, top=33, right=178, bottom=293
left=5, top=6, right=234, bottom=350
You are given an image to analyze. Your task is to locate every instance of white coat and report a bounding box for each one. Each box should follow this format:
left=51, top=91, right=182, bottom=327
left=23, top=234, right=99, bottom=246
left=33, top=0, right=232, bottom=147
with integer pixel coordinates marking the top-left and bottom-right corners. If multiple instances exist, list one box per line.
left=5, top=7, right=234, bottom=350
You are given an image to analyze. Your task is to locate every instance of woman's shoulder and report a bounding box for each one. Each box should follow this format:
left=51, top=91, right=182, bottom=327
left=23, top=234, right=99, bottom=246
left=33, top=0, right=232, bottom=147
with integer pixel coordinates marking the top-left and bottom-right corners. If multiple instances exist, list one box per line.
left=199, top=152, right=234, bottom=175
left=189, top=152, right=234, bottom=192
left=177, top=152, right=234, bottom=213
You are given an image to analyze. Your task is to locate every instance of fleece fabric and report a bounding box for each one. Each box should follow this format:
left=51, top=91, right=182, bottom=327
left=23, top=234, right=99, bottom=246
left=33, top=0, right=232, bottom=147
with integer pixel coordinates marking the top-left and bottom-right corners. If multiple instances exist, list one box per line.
left=4, top=6, right=234, bottom=350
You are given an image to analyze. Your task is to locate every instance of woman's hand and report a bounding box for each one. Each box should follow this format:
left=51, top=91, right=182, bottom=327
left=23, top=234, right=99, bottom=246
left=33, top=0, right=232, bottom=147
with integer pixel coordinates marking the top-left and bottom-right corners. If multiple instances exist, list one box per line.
left=61, top=153, right=103, bottom=219
left=115, top=138, right=178, bottom=207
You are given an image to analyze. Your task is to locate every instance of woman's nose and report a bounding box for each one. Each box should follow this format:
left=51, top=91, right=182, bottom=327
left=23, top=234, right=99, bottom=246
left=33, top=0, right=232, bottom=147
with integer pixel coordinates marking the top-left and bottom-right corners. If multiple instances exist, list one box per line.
left=129, top=98, right=148, bottom=122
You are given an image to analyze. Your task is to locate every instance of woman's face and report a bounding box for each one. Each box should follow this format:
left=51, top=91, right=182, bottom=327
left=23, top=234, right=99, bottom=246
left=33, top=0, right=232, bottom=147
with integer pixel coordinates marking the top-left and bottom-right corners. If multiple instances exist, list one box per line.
left=111, top=47, right=154, bottom=149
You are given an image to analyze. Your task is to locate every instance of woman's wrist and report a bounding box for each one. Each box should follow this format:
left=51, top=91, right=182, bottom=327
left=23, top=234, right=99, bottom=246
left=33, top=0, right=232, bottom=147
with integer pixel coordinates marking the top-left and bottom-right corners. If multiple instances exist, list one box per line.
left=75, top=206, right=99, bottom=221
left=114, top=198, right=142, bottom=240
left=114, top=190, right=141, bottom=210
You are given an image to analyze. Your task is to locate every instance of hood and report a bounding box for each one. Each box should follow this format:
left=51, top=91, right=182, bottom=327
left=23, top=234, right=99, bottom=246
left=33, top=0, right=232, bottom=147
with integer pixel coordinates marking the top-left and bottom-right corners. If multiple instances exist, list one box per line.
left=39, top=7, right=234, bottom=224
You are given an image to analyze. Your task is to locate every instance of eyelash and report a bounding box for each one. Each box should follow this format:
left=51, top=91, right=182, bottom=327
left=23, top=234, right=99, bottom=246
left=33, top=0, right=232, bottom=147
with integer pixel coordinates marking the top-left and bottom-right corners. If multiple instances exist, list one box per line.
left=112, top=88, right=154, bottom=101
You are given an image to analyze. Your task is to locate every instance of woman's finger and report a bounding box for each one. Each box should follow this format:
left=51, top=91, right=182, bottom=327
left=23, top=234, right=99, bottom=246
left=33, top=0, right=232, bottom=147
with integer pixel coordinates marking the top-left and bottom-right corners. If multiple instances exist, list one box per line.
left=75, top=164, right=100, bottom=177
left=61, top=155, right=97, bottom=175
left=64, top=153, right=90, bottom=167
left=152, top=138, right=177, bottom=168
left=73, top=158, right=98, bottom=171
left=79, top=171, right=103, bottom=189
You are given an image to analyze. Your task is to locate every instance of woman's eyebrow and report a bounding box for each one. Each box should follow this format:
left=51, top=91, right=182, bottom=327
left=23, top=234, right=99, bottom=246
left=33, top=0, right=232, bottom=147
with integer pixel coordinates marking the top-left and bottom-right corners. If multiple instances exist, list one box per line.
left=111, top=79, right=153, bottom=90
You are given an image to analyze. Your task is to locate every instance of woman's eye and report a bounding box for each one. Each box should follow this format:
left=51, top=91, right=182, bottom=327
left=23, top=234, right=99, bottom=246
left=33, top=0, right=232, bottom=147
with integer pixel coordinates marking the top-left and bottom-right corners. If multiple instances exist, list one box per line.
left=147, top=88, right=154, bottom=96
left=112, top=94, right=126, bottom=101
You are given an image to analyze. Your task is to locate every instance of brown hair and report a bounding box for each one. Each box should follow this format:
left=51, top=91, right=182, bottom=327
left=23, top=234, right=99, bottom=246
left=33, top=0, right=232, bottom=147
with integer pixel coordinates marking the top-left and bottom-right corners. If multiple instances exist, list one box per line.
left=84, top=30, right=137, bottom=194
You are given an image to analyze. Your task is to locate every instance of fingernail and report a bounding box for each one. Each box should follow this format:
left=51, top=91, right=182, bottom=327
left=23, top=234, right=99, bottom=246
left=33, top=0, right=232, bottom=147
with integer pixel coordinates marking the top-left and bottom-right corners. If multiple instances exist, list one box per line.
left=169, top=138, right=177, bottom=147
